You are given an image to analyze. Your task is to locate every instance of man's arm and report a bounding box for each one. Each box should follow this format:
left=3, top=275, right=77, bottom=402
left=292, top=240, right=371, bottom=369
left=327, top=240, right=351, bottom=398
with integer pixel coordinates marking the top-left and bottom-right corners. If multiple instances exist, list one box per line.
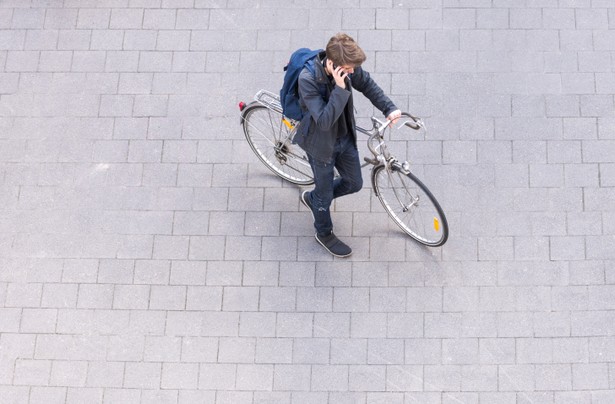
left=298, top=69, right=350, bottom=131
left=350, top=66, right=399, bottom=119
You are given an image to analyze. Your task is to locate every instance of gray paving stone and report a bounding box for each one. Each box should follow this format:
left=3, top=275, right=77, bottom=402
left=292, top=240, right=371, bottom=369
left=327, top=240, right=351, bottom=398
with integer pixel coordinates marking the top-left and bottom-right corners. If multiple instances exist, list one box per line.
left=199, top=363, right=236, bottom=390
left=296, top=287, right=332, bottom=312
left=279, top=261, right=315, bottom=286
left=176, top=9, right=209, bottom=30
left=29, top=387, right=66, bottom=404
left=223, top=286, right=259, bottom=312
left=242, top=261, right=279, bottom=286
left=144, top=336, right=181, bottom=362
left=149, top=285, right=185, bottom=310
left=351, top=313, right=387, bottom=338
left=479, top=338, right=515, bottom=365
left=89, top=30, right=122, bottom=51
left=273, top=364, right=311, bottom=391
left=331, top=338, right=367, bottom=365
left=0, top=307, right=21, bottom=332
left=255, top=337, right=292, bottom=363
left=424, top=365, right=461, bottom=392
left=387, top=313, right=423, bottom=339
left=56, top=309, right=127, bottom=335
left=5, top=282, right=42, bottom=307
left=442, top=338, right=479, bottom=365
left=311, top=365, right=348, bottom=391
left=6, top=50, right=39, bottom=72
left=461, top=312, right=497, bottom=337
left=292, top=338, right=330, bottom=364
left=498, top=364, right=535, bottom=392
left=202, top=311, right=240, bottom=337
left=124, top=30, right=157, bottom=51
left=349, top=365, right=386, bottom=392
left=365, top=339, right=403, bottom=366
left=276, top=312, right=313, bottom=338
left=334, top=287, right=369, bottom=312
left=20, top=308, right=57, bottom=333
left=0, top=9, right=12, bottom=28
left=41, top=283, right=78, bottom=308
left=312, top=312, right=349, bottom=339
left=160, top=362, right=199, bottom=390
left=76, top=8, right=110, bottom=29
left=460, top=365, right=497, bottom=392
left=86, top=362, right=124, bottom=388
left=11, top=8, right=45, bottom=29
left=0, top=30, right=25, bottom=50
left=180, top=337, right=218, bottom=363
left=218, top=337, right=256, bottom=363
left=496, top=312, right=533, bottom=338
left=259, top=287, right=296, bottom=312
left=57, top=30, right=91, bottom=52
left=185, top=285, right=220, bottom=311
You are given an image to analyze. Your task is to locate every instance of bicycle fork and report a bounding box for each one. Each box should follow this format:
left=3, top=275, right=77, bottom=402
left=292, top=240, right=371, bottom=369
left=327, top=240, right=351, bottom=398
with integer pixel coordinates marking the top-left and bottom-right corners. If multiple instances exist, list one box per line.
left=368, top=158, right=418, bottom=210
left=387, top=163, right=419, bottom=213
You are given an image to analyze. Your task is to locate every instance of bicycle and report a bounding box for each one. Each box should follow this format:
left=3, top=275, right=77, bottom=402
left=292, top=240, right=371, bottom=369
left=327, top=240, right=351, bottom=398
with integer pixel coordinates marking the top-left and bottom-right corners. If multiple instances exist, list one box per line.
left=239, top=90, right=449, bottom=247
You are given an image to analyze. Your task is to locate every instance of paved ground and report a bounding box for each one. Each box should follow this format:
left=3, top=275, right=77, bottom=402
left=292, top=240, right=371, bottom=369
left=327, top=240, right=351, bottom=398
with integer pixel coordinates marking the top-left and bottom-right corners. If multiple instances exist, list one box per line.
left=1, top=0, right=615, bottom=403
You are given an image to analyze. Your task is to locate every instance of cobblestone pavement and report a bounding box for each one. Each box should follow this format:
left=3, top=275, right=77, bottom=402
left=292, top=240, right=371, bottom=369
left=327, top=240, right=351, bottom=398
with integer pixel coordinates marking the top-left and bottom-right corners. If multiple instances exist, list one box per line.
left=1, top=0, right=615, bottom=403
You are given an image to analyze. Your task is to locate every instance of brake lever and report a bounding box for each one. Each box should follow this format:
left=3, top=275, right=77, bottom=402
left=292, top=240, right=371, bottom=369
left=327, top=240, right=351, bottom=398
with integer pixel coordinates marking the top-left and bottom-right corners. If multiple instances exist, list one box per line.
left=399, top=117, right=424, bottom=131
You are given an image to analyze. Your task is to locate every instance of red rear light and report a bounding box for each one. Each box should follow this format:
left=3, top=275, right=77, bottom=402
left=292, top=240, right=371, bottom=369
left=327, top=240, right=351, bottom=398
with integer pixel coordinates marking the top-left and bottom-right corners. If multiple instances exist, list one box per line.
left=238, top=101, right=246, bottom=111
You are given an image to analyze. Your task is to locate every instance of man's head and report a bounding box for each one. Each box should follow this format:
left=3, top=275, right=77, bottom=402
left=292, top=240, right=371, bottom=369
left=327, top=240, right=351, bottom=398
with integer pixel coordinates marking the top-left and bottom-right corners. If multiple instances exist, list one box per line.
left=325, top=33, right=366, bottom=74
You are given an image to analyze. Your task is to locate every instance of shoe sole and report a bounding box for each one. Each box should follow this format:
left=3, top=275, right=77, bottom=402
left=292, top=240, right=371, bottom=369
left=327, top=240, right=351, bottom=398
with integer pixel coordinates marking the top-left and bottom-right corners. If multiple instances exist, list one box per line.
left=300, top=191, right=316, bottom=222
left=314, top=234, right=352, bottom=258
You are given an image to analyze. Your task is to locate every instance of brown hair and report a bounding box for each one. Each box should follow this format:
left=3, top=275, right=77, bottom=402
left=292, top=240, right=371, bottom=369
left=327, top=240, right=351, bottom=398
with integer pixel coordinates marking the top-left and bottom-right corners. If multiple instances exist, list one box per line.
left=325, top=33, right=366, bottom=67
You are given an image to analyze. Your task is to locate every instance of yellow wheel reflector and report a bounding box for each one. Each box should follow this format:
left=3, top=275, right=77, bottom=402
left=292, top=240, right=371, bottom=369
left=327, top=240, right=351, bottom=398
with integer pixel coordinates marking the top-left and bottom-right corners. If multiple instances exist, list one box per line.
left=433, top=218, right=440, bottom=232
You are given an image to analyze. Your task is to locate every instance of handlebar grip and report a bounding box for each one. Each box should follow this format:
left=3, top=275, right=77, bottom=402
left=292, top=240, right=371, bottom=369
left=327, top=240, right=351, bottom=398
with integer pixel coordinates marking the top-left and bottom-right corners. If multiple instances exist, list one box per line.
left=401, top=112, right=421, bottom=130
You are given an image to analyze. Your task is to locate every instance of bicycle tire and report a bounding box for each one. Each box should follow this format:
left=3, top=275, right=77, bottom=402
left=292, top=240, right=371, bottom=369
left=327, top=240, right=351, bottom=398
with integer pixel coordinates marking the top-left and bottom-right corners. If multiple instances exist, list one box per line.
left=241, top=103, right=314, bottom=185
left=372, top=163, right=448, bottom=246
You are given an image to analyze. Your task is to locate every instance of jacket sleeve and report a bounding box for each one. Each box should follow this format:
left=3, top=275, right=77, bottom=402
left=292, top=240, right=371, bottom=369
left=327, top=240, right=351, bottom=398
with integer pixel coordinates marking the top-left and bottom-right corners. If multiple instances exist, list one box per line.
left=350, top=67, right=397, bottom=117
left=298, top=69, right=350, bottom=131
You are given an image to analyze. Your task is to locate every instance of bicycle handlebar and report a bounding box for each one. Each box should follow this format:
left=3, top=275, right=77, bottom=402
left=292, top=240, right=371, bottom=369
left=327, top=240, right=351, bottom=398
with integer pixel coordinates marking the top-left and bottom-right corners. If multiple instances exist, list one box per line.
left=368, top=112, right=423, bottom=134
left=363, top=112, right=424, bottom=162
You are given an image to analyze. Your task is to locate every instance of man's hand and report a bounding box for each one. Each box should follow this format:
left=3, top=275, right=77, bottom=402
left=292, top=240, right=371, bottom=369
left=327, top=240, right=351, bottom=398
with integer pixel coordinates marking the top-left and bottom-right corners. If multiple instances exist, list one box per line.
left=387, top=109, right=402, bottom=124
left=327, top=59, right=347, bottom=89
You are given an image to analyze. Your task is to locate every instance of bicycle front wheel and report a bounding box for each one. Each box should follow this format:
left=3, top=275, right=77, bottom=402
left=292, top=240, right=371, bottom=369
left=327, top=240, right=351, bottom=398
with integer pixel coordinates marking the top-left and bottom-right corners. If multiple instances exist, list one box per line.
left=373, top=163, right=448, bottom=246
left=241, top=103, right=314, bottom=185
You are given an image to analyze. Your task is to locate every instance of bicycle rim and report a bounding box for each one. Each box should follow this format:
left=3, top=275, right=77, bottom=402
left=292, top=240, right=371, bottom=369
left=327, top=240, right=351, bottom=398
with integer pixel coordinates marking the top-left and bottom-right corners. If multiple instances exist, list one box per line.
left=373, top=164, right=448, bottom=246
left=242, top=104, right=314, bottom=185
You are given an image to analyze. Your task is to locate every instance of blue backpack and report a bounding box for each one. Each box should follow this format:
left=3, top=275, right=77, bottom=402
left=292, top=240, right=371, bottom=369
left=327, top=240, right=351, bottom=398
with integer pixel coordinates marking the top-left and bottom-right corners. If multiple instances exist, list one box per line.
left=280, top=48, right=324, bottom=121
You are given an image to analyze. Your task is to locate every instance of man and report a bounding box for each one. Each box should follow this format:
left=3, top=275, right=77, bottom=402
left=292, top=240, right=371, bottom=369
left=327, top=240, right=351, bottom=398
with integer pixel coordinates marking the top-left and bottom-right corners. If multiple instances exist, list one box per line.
left=295, top=33, right=401, bottom=257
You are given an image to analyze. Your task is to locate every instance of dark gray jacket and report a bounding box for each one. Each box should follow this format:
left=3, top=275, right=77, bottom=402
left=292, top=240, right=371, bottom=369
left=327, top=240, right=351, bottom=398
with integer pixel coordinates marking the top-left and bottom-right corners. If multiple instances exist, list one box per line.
left=295, top=52, right=398, bottom=163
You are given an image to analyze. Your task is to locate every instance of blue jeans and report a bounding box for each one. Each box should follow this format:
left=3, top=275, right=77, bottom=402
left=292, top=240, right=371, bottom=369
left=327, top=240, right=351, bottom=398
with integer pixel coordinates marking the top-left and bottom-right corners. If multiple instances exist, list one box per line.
left=306, top=135, right=363, bottom=236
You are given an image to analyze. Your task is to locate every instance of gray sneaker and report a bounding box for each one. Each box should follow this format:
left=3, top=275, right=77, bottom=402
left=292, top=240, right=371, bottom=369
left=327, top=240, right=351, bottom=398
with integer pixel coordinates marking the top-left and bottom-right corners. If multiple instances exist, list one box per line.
left=300, top=190, right=315, bottom=221
left=315, top=232, right=352, bottom=258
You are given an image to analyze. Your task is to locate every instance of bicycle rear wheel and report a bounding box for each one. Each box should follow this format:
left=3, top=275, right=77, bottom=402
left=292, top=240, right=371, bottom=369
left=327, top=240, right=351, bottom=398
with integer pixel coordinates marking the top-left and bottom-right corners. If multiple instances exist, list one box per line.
left=372, top=163, right=448, bottom=246
left=241, top=103, right=314, bottom=185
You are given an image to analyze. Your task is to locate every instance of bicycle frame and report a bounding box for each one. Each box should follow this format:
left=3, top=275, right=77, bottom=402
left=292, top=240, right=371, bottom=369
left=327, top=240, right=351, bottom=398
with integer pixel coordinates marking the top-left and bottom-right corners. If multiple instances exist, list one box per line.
left=357, top=114, right=424, bottom=170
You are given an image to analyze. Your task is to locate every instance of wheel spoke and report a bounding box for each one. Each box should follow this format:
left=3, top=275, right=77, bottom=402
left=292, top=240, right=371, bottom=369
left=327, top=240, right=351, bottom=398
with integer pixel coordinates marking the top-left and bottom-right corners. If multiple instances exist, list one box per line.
left=242, top=105, right=314, bottom=185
